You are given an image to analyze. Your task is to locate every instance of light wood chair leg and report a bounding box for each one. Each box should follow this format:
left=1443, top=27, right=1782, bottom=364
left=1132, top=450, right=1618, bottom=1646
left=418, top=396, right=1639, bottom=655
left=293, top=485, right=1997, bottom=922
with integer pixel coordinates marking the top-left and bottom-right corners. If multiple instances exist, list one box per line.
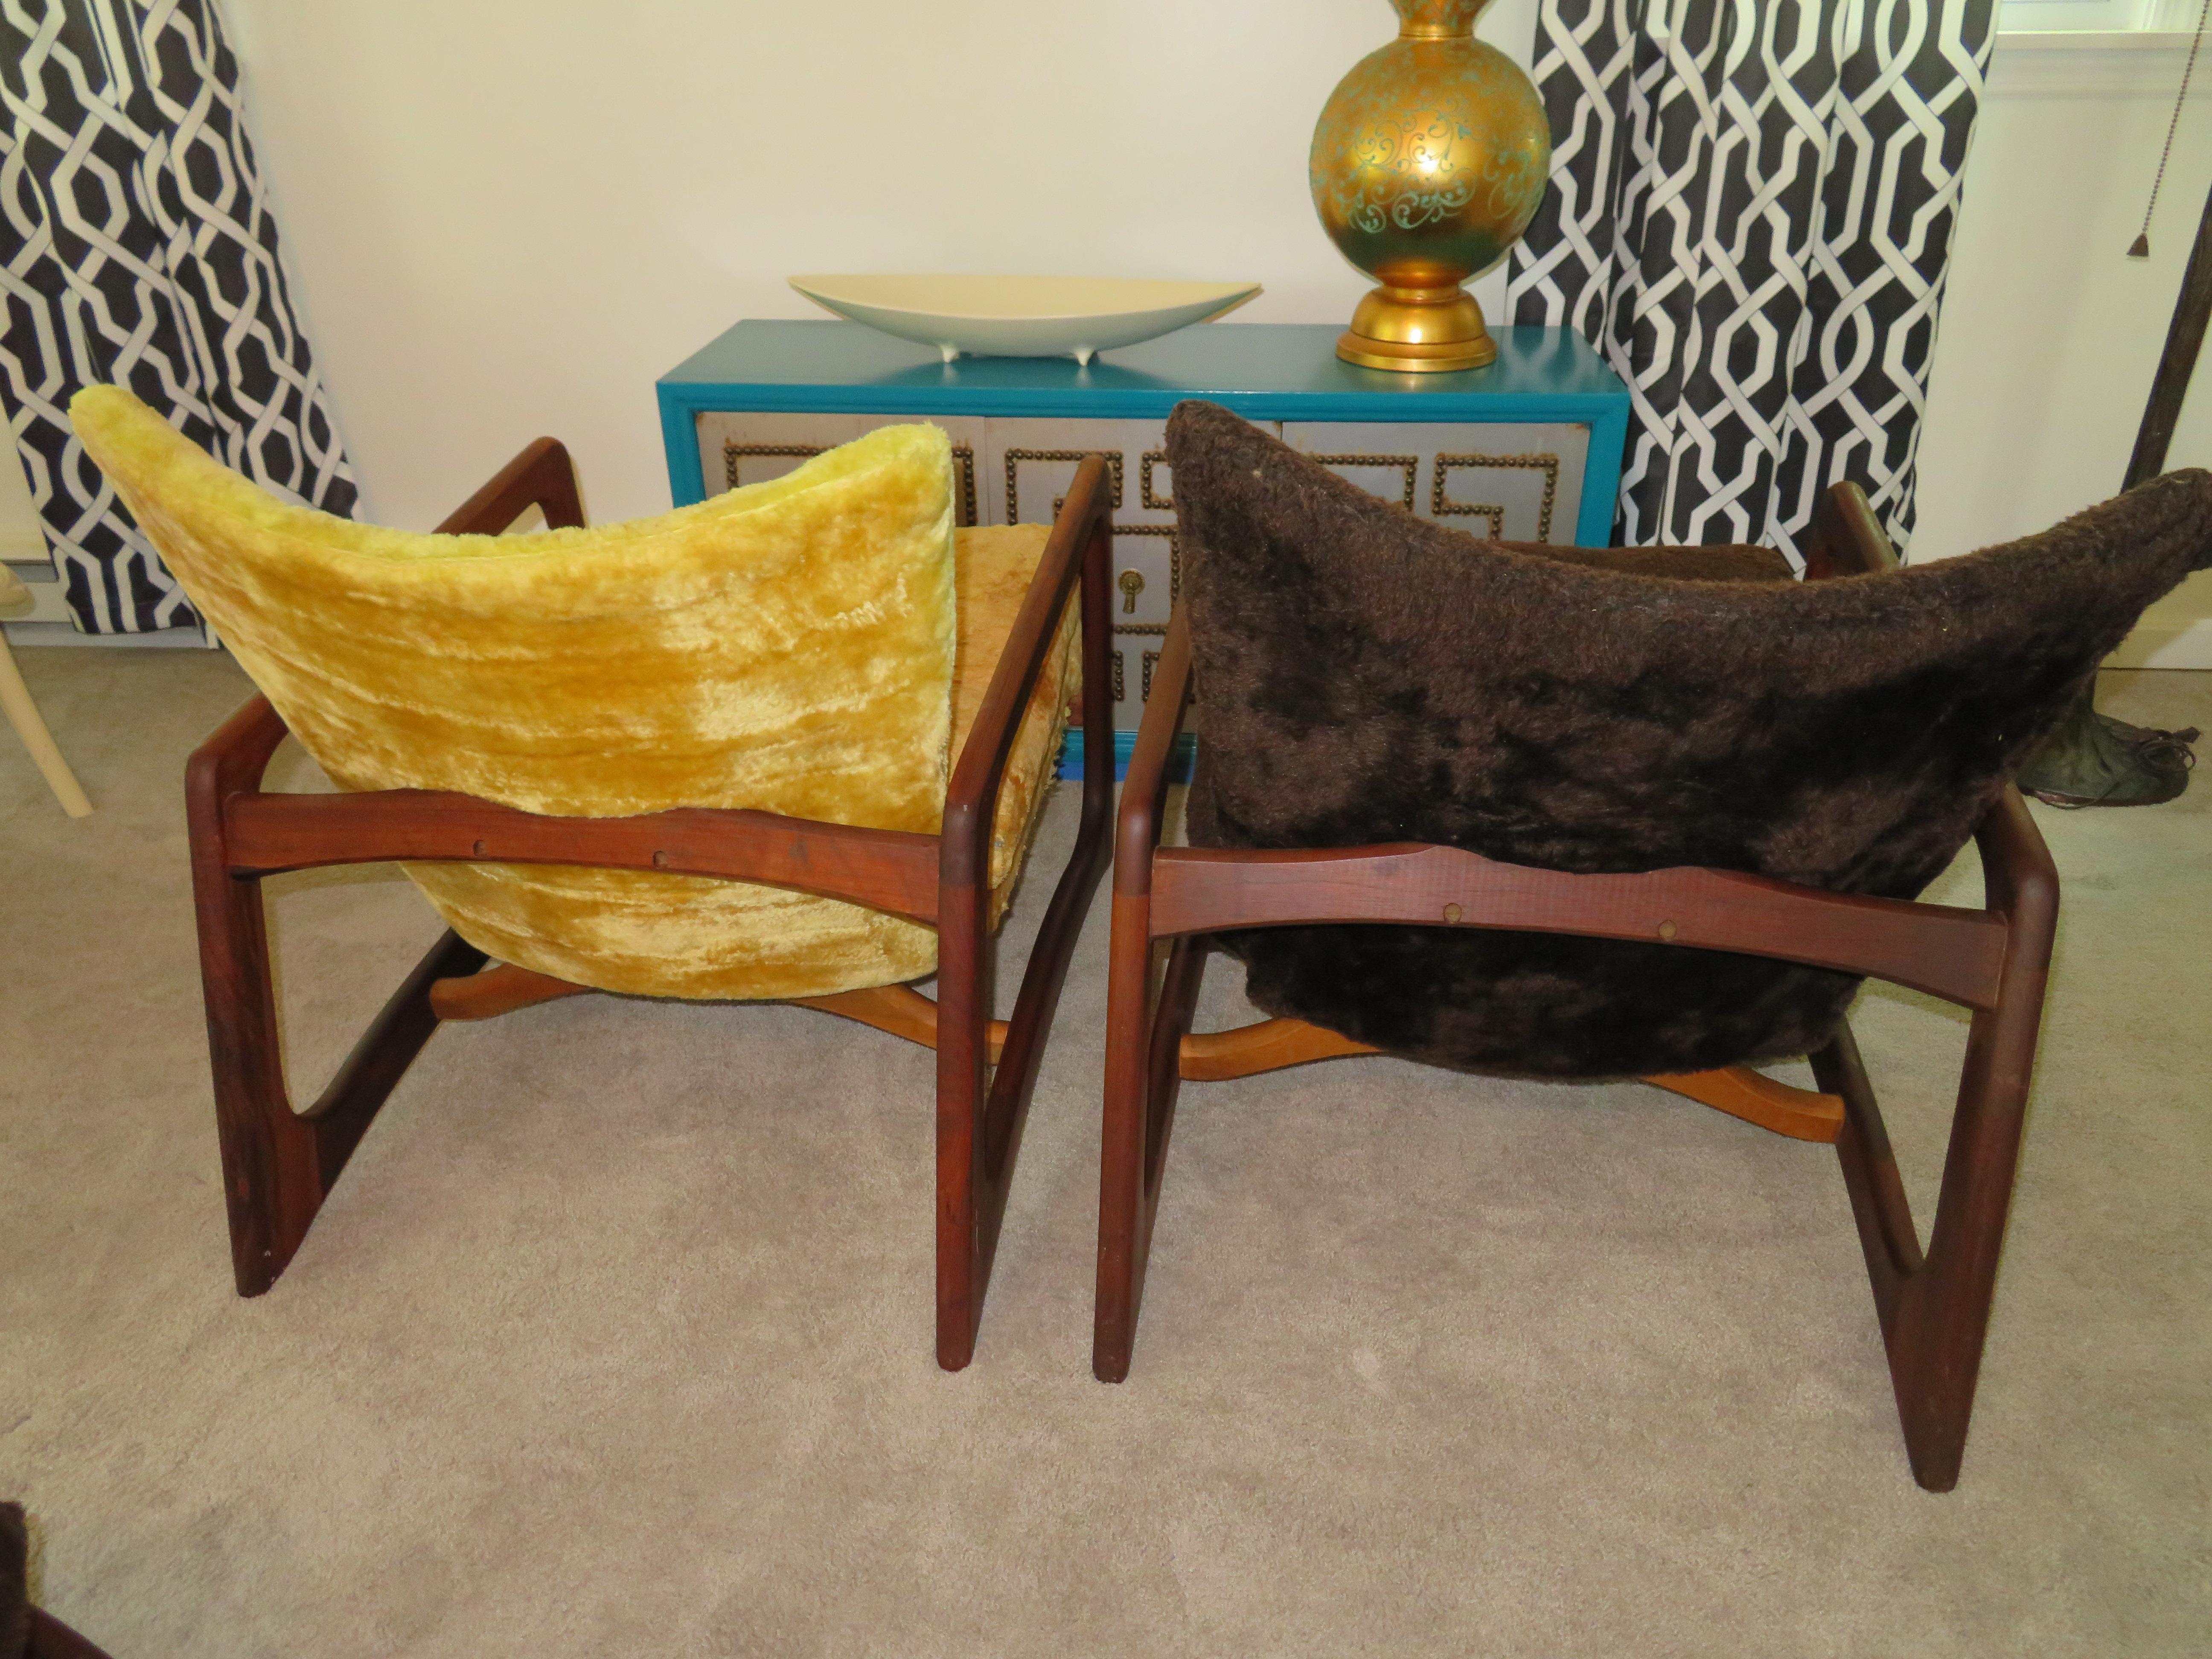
left=429, top=966, right=1016, bottom=1065
left=1643, top=1066, right=1845, bottom=1143
left=429, top=961, right=594, bottom=1021
left=1178, top=1016, right=1377, bottom=1080
left=0, top=632, right=91, bottom=816
left=794, top=982, right=1007, bottom=1063
left=1173, top=1018, right=1848, bottom=1145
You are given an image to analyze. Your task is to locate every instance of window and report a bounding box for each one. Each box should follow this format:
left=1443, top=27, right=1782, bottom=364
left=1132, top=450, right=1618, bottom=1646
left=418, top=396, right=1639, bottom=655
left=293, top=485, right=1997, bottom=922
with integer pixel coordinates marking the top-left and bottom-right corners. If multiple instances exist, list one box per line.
left=2000, top=0, right=2200, bottom=34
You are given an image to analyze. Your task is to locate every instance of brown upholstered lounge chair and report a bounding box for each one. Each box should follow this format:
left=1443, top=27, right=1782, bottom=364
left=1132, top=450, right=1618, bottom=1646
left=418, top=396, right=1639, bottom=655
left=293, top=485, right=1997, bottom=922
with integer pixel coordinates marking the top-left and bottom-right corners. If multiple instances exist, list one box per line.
left=1098, top=401, right=2212, bottom=1488
left=82, top=401, right=1113, bottom=1371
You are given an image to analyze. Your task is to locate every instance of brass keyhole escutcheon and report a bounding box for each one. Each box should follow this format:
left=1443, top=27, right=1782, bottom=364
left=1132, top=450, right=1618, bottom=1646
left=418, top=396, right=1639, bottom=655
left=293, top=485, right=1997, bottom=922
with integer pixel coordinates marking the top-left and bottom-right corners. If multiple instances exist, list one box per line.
left=1118, top=569, right=1146, bottom=614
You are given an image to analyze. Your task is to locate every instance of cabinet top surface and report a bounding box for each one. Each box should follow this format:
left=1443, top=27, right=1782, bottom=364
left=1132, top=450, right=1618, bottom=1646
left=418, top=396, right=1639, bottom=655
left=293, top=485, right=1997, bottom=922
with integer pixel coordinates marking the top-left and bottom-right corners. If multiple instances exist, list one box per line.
left=659, top=320, right=1627, bottom=418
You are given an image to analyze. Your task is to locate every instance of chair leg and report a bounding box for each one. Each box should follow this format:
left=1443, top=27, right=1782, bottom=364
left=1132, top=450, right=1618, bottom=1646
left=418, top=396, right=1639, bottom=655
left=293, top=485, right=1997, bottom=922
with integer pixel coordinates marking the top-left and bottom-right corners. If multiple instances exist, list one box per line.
left=931, top=861, right=991, bottom=1367
left=937, top=536, right=1117, bottom=1369
left=192, top=834, right=483, bottom=1292
left=0, top=632, right=91, bottom=816
left=25, top=1605, right=119, bottom=1659
left=934, top=789, right=1115, bottom=1368
left=1815, top=1003, right=2040, bottom=1492
left=1094, top=929, right=1205, bottom=1382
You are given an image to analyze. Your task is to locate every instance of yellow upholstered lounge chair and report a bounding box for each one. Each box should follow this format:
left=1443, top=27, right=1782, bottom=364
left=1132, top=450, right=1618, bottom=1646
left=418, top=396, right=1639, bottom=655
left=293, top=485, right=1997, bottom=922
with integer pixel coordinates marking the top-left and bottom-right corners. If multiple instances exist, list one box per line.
left=72, top=387, right=1115, bottom=1368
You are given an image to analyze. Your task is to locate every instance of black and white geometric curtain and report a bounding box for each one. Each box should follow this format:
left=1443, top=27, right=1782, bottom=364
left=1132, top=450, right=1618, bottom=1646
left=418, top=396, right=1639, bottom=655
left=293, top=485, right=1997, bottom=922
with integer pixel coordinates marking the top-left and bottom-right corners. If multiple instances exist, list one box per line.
left=1506, top=0, right=1995, bottom=560
left=0, top=0, right=354, bottom=634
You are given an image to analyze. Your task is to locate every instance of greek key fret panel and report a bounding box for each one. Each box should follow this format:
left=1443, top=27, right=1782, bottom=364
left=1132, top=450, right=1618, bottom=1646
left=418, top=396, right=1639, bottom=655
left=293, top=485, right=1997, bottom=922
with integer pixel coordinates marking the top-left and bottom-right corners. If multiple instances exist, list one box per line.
left=1005, top=448, right=1125, bottom=526
left=1111, top=621, right=1170, bottom=713
left=722, top=440, right=977, bottom=526
left=1090, top=522, right=1179, bottom=630
left=950, top=446, right=977, bottom=527
left=1116, top=524, right=1179, bottom=603
left=1439, top=500, right=1505, bottom=538
left=1308, top=453, right=1419, bottom=512
left=1433, top=453, right=1561, bottom=542
left=1140, top=451, right=1173, bottom=511
left=1281, top=423, right=1588, bottom=543
left=724, top=443, right=822, bottom=489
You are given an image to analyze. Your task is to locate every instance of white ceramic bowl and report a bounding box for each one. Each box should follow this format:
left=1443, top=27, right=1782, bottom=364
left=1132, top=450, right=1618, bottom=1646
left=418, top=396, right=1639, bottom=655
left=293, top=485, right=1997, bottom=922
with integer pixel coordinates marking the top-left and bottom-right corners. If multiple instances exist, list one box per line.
left=787, top=274, right=1263, bottom=364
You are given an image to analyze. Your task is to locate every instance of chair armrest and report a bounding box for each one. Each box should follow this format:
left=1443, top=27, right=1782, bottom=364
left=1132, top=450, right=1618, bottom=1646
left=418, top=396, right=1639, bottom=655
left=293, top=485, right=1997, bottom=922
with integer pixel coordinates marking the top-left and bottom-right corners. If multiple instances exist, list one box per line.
left=944, top=454, right=1112, bottom=882
left=1803, top=480, right=1898, bottom=580
left=1114, top=610, right=1192, bottom=898
left=186, top=693, right=291, bottom=807
left=213, top=790, right=942, bottom=921
left=1147, top=840, right=2011, bottom=1010
left=1973, top=784, right=2060, bottom=930
left=435, top=437, right=586, bottom=534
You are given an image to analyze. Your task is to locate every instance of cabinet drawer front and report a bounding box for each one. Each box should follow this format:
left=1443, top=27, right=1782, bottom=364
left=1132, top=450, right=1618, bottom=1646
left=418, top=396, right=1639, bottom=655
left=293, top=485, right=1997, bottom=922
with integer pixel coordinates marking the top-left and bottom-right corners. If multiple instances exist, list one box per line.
left=985, top=418, right=1188, bottom=729
left=986, top=418, right=1164, bottom=527
left=694, top=412, right=986, bottom=526
left=1279, top=421, right=1591, bottom=544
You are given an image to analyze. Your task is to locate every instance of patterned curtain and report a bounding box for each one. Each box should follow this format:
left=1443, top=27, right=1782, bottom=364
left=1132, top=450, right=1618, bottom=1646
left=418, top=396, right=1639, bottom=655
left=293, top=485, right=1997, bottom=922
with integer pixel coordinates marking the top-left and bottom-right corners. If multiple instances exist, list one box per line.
left=1505, top=0, right=1995, bottom=559
left=0, top=0, right=353, bottom=634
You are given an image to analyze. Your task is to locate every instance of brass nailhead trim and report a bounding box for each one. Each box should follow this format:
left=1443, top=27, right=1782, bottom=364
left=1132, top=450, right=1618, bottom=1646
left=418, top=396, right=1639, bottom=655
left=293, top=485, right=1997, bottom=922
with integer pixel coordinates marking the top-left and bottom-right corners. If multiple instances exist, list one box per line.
left=1309, top=452, right=1418, bottom=512
left=1432, top=452, right=1561, bottom=541
left=1110, top=622, right=1172, bottom=705
left=727, top=440, right=977, bottom=527
left=950, top=444, right=977, bottom=527
left=1140, top=451, right=1173, bottom=511
left=1114, top=522, right=1180, bottom=601
left=724, top=442, right=819, bottom=489
left=1005, top=448, right=1124, bottom=525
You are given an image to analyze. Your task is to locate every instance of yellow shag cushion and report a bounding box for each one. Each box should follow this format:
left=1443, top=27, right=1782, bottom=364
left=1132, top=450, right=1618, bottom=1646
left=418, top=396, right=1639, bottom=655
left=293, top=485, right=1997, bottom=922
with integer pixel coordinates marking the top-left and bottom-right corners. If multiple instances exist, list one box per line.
left=71, top=385, right=1072, bottom=1000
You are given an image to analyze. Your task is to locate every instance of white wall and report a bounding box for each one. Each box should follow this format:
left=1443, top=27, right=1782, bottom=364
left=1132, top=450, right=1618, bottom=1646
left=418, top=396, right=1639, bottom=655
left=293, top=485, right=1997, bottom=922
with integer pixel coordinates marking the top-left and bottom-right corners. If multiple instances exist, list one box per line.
left=1913, top=35, right=2212, bottom=664
left=215, top=0, right=1534, bottom=532
left=9, top=3, right=2209, bottom=664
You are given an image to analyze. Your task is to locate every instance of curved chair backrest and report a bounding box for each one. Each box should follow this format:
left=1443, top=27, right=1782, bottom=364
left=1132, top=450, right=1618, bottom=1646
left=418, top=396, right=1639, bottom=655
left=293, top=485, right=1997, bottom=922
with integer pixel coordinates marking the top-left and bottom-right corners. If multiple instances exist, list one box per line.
left=1165, top=399, right=2212, bottom=1078
left=73, top=385, right=963, bottom=1001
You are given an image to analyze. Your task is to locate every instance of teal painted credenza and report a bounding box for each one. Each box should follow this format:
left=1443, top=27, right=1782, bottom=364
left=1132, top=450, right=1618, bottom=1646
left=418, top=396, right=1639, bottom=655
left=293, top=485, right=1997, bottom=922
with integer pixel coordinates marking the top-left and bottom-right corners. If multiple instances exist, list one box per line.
left=657, top=320, right=1630, bottom=769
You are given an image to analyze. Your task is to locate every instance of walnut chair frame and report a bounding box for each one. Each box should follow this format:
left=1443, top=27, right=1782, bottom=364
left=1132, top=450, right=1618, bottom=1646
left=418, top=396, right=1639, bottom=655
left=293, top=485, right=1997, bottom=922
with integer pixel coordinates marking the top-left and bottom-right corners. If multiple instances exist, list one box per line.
left=187, top=442, right=1116, bottom=1371
left=1094, top=482, right=2060, bottom=1491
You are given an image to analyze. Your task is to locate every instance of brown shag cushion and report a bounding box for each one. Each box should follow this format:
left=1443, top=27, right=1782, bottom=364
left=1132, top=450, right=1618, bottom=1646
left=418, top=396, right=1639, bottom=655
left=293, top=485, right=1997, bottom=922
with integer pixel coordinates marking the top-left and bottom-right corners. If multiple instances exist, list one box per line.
left=1168, top=399, right=2212, bottom=1078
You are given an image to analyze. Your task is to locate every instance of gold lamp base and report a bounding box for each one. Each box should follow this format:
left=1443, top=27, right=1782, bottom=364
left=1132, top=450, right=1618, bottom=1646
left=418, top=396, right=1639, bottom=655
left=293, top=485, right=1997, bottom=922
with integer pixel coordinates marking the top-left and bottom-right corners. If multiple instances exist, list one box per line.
left=1335, top=284, right=1496, bottom=373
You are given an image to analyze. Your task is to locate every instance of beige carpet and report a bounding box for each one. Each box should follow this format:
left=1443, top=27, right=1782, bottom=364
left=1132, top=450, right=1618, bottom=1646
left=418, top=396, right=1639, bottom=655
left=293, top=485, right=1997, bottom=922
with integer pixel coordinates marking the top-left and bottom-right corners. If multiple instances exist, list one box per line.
left=3, top=648, right=2208, bottom=1657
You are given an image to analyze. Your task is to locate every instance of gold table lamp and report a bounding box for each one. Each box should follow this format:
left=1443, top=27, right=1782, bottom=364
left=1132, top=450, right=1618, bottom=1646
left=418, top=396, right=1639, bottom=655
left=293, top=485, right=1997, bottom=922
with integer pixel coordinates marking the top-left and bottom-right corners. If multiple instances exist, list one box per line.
left=1310, top=0, right=1552, bottom=372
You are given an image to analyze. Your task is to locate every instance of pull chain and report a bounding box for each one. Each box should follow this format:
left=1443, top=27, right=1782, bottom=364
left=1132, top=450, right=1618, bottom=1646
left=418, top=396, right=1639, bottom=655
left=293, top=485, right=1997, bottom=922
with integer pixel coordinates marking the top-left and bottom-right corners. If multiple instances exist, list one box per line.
left=2131, top=0, right=2212, bottom=258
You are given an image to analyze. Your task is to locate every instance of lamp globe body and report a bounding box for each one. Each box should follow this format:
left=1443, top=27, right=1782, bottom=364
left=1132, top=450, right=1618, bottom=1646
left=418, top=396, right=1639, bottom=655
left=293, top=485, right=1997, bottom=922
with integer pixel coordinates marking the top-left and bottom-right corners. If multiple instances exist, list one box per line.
left=1310, top=0, right=1552, bottom=370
